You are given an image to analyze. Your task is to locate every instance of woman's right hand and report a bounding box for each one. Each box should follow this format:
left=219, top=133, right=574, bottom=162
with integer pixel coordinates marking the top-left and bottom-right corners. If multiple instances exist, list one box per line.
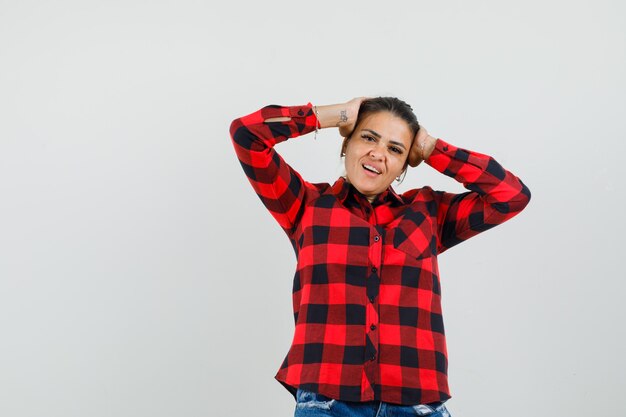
left=337, top=97, right=369, bottom=138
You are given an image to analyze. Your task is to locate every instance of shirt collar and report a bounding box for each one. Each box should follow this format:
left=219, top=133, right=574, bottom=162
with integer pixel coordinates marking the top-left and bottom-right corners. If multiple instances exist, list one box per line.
left=331, top=176, right=405, bottom=207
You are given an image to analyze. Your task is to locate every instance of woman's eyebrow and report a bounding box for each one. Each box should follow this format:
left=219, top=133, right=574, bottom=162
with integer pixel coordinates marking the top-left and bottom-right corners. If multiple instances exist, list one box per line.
left=363, top=128, right=382, bottom=138
left=362, top=129, right=407, bottom=150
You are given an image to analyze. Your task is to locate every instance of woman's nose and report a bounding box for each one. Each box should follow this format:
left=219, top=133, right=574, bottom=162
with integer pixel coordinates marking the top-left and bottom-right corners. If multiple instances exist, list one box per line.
left=369, top=144, right=385, bottom=160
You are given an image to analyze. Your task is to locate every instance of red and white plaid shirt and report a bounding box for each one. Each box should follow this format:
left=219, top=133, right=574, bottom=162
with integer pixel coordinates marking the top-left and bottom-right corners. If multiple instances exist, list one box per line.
left=229, top=103, right=531, bottom=406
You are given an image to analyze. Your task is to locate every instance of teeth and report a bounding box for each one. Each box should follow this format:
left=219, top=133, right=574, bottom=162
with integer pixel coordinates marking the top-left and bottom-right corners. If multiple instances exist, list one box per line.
left=363, top=164, right=381, bottom=174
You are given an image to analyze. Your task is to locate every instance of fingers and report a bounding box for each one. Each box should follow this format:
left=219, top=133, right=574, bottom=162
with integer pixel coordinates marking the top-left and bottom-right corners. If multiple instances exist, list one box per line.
left=355, top=96, right=373, bottom=106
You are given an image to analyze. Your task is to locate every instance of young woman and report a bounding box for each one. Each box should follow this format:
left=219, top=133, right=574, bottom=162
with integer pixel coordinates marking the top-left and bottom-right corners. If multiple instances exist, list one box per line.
left=229, top=97, right=531, bottom=417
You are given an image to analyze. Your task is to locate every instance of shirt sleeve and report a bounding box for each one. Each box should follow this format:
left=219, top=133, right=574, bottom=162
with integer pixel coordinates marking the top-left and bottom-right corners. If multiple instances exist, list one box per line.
left=425, top=138, right=532, bottom=254
left=229, top=103, right=319, bottom=237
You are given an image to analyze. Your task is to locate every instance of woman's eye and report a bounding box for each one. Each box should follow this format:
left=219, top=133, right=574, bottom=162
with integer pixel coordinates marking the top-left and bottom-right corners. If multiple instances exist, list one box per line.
left=362, top=135, right=375, bottom=142
left=390, top=147, right=402, bottom=154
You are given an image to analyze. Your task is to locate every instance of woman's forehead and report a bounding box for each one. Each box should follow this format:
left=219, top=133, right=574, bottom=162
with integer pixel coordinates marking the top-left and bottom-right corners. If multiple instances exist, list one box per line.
left=356, top=112, right=413, bottom=146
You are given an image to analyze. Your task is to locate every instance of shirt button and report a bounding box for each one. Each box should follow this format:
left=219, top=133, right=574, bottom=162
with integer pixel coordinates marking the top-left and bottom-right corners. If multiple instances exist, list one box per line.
left=297, top=110, right=304, bottom=116
left=369, top=296, right=375, bottom=303
left=371, top=267, right=377, bottom=273
left=443, top=145, right=449, bottom=151
left=370, top=354, right=376, bottom=361
left=373, top=235, right=380, bottom=242
left=370, top=324, right=376, bottom=330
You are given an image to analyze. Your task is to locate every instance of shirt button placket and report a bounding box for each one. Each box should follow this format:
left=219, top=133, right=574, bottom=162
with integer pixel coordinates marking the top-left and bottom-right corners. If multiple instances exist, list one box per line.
left=362, top=225, right=383, bottom=400
left=368, top=232, right=382, bottom=304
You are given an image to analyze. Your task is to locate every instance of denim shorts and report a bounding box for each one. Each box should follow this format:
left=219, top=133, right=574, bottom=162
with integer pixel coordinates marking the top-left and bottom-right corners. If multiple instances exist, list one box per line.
left=294, top=387, right=452, bottom=417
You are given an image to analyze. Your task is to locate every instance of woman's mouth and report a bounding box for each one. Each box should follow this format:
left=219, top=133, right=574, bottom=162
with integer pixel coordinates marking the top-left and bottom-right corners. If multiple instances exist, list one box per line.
left=362, top=164, right=381, bottom=176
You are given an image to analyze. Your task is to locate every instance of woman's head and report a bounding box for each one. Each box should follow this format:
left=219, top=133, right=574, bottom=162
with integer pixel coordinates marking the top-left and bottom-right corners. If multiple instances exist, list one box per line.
left=340, top=97, right=420, bottom=201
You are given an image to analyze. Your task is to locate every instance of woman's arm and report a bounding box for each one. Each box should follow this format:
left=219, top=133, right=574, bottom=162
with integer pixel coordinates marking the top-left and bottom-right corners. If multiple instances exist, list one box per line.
left=409, top=130, right=531, bottom=253
left=229, top=98, right=368, bottom=237
left=265, top=97, right=368, bottom=135
left=229, top=103, right=319, bottom=238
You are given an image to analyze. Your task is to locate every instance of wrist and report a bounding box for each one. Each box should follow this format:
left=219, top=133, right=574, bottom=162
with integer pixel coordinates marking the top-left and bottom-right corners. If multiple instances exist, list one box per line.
left=422, top=135, right=437, bottom=160
left=315, top=104, right=350, bottom=129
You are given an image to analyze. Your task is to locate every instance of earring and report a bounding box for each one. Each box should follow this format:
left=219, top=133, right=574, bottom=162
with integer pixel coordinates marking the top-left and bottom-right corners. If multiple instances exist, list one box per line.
left=396, top=170, right=407, bottom=182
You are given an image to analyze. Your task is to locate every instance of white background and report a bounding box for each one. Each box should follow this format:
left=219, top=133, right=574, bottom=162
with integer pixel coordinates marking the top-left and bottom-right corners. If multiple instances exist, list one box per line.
left=1, top=1, right=624, bottom=416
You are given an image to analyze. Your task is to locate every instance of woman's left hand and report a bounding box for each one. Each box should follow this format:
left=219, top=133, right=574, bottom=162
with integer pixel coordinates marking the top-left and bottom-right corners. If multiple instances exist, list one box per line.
left=408, top=126, right=437, bottom=167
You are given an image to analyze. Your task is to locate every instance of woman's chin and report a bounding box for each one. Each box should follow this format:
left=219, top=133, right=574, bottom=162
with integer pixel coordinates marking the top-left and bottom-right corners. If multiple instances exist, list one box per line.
left=352, top=182, right=381, bottom=198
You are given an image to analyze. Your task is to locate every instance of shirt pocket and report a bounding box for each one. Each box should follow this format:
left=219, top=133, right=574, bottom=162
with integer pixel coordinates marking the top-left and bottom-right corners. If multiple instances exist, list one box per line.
left=390, top=207, right=435, bottom=261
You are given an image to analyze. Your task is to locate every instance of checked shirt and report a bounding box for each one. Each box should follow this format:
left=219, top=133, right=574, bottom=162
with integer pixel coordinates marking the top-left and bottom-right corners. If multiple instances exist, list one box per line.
left=229, top=103, right=531, bottom=406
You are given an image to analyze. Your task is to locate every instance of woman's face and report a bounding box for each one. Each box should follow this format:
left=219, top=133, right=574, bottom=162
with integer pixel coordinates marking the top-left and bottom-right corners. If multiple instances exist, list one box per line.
left=343, top=111, right=414, bottom=202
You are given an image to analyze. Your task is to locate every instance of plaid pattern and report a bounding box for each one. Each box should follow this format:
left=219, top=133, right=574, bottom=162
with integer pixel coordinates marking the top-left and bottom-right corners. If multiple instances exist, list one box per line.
left=229, top=103, right=531, bottom=406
